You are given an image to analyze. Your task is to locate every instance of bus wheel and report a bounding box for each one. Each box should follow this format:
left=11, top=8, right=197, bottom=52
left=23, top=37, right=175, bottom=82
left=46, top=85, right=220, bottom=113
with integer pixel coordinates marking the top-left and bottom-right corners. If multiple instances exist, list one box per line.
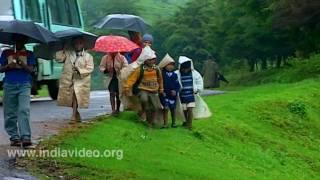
left=47, top=80, right=59, bottom=100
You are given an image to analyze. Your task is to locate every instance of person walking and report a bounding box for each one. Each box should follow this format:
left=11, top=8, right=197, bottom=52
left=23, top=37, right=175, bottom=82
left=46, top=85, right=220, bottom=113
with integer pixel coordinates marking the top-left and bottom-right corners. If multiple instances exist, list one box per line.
left=123, top=46, right=163, bottom=128
left=100, top=52, right=128, bottom=115
left=158, top=54, right=180, bottom=128
left=176, top=56, right=204, bottom=130
left=0, top=35, right=35, bottom=146
left=55, top=37, right=94, bottom=123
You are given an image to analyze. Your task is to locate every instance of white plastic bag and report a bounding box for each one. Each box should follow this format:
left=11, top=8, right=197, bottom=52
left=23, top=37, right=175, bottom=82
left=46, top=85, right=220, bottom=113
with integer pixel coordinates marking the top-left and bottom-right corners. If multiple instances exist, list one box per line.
left=193, top=94, right=212, bottom=119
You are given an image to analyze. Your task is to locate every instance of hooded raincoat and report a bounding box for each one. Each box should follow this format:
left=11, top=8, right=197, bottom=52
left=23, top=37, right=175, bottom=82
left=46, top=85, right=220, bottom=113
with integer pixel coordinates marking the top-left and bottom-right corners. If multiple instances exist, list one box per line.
left=175, top=56, right=212, bottom=119
left=120, top=46, right=157, bottom=111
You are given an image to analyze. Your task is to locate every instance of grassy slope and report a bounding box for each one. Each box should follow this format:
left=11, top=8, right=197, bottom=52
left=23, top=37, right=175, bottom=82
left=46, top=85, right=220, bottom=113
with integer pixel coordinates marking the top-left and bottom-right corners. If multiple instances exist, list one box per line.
left=26, top=56, right=320, bottom=179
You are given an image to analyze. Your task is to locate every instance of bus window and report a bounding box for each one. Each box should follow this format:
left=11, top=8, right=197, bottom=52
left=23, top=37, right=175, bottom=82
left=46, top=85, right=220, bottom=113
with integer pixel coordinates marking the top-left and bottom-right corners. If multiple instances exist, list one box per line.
left=49, top=0, right=81, bottom=27
left=21, top=0, right=42, bottom=22
left=0, top=0, right=14, bottom=20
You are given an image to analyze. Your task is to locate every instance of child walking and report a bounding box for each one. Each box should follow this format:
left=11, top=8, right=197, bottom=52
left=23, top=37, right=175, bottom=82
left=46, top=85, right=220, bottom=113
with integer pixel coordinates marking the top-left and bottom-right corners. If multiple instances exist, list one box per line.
left=176, top=56, right=204, bottom=130
left=99, top=52, right=128, bottom=116
left=123, top=46, right=163, bottom=128
left=158, top=54, right=180, bottom=128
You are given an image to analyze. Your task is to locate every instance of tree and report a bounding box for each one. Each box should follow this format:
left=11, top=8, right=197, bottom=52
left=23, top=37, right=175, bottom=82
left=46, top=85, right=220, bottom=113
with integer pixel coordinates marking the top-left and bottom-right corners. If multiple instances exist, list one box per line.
left=153, top=0, right=320, bottom=72
left=270, top=0, right=320, bottom=55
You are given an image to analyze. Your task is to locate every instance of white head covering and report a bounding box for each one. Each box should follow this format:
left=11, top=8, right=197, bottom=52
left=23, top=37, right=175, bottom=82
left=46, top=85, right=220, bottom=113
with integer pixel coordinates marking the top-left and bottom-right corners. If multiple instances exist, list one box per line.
left=136, top=45, right=156, bottom=65
left=158, top=53, right=175, bottom=69
left=178, top=56, right=194, bottom=70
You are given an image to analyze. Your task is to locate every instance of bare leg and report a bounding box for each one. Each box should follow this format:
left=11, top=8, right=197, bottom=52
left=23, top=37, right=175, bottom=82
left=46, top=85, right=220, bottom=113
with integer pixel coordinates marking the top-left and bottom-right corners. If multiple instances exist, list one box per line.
left=71, top=92, right=80, bottom=123
left=161, top=109, right=169, bottom=128
left=170, top=108, right=177, bottom=128
left=182, top=110, right=188, bottom=127
left=116, top=93, right=121, bottom=113
left=186, top=108, right=193, bottom=130
left=110, top=92, right=116, bottom=115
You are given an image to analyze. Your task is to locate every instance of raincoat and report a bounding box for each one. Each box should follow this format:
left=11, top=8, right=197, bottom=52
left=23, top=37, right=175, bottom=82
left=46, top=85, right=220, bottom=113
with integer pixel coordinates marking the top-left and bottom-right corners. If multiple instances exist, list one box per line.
left=175, top=56, right=212, bottom=119
left=55, top=50, right=94, bottom=108
left=120, top=46, right=156, bottom=111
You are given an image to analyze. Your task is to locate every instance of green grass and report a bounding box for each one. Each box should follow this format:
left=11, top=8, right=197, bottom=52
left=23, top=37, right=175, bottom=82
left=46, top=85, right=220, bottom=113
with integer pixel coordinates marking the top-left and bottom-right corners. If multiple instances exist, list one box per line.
left=24, top=77, right=320, bottom=179
left=38, top=86, right=49, bottom=97
left=21, top=55, right=320, bottom=179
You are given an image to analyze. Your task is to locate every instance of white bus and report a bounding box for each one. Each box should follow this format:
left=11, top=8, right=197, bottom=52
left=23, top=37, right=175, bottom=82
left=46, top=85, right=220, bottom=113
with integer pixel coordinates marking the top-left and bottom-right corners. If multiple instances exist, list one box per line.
left=0, top=0, right=84, bottom=99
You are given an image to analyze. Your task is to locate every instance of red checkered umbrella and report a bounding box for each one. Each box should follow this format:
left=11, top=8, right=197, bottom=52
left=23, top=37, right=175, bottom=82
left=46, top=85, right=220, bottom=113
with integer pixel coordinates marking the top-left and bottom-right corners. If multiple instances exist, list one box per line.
left=92, top=35, right=139, bottom=53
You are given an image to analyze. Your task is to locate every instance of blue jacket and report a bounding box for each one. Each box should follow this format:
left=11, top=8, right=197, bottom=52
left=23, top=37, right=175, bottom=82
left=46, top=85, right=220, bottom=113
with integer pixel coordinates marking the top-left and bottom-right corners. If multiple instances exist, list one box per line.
left=162, top=70, right=180, bottom=98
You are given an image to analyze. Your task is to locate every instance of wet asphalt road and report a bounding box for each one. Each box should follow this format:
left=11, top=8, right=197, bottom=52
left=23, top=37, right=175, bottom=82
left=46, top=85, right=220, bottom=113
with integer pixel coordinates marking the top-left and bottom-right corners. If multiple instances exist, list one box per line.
left=0, top=89, right=223, bottom=179
left=0, top=91, right=112, bottom=145
left=0, top=91, right=112, bottom=180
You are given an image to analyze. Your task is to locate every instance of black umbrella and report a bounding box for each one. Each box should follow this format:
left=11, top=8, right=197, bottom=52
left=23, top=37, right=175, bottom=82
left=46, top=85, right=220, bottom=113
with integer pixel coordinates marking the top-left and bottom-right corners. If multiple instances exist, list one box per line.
left=55, top=29, right=98, bottom=49
left=0, top=20, right=58, bottom=44
left=33, top=29, right=98, bottom=59
left=93, top=14, right=150, bottom=33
